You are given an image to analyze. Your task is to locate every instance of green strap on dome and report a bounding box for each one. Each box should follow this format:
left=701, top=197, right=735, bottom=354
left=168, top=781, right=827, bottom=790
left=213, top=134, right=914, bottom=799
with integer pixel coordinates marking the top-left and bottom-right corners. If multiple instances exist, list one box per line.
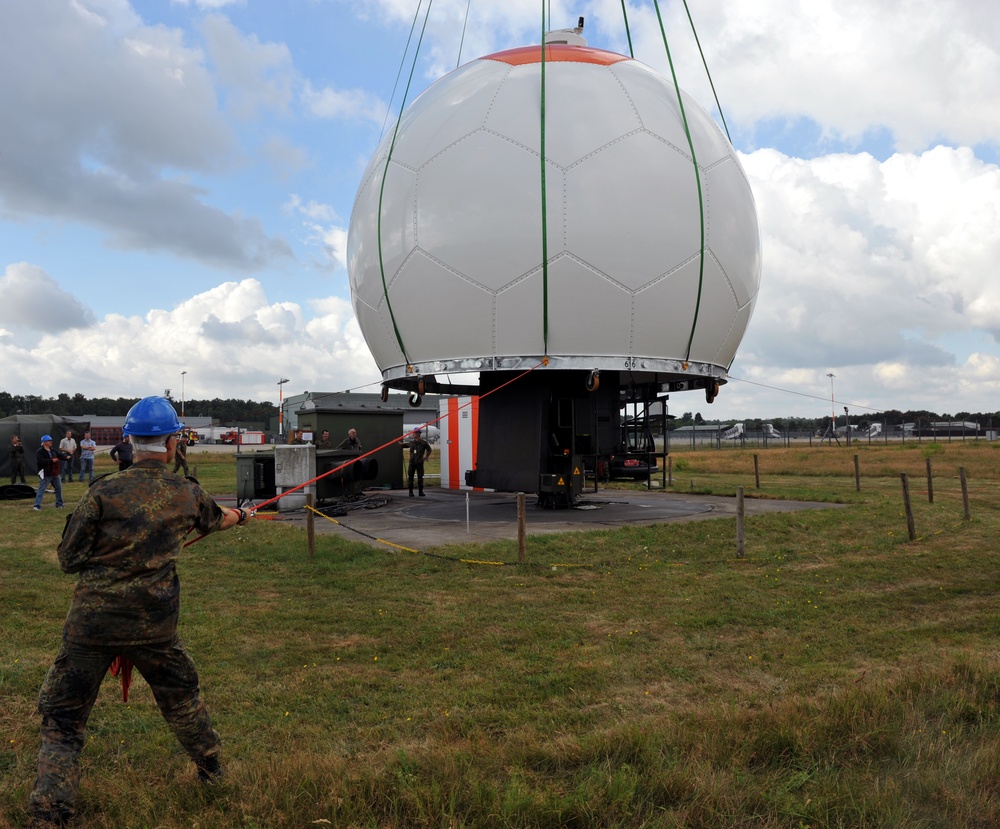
left=682, top=0, right=732, bottom=144
left=652, top=0, right=706, bottom=363
left=377, top=0, right=435, bottom=366
left=539, top=2, right=550, bottom=354
left=620, top=0, right=635, bottom=57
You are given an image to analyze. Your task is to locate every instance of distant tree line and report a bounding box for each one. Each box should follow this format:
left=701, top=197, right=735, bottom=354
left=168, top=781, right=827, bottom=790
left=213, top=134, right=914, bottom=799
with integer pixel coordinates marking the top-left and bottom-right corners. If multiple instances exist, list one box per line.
left=670, top=409, right=1000, bottom=431
left=3, top=391, right=997, bottom=432
left=0, top=391, right=276, bottom=424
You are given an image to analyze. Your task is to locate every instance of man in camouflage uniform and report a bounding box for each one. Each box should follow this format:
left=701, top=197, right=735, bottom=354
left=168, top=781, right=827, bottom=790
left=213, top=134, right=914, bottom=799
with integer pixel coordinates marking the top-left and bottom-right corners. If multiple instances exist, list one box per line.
left=171, top=433, right=189, bottom=475
left=29, top=396, right=253, bottom=826
left=406, top=429, right=432, bottom=497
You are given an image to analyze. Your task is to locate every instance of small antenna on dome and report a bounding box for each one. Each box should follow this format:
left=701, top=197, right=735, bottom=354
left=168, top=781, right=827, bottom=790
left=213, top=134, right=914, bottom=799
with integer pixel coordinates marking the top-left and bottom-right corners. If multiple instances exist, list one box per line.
left=544, top=16, right=587, bottom=46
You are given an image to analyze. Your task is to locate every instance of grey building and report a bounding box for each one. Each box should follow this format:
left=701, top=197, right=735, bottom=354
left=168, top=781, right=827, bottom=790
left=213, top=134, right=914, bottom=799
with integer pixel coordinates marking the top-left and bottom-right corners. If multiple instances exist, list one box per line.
left=280, top=391, right=441, bottom=437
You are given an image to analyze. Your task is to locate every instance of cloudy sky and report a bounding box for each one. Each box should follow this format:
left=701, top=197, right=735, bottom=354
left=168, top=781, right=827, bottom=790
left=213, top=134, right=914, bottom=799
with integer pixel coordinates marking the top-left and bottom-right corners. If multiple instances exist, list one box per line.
left=1, top=0, right=998, bottom=421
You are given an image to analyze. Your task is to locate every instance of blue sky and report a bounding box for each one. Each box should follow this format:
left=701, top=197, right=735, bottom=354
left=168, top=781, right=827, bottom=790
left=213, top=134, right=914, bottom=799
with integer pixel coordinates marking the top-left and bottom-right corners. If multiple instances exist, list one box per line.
left=1, top=0, right=999, bottom=421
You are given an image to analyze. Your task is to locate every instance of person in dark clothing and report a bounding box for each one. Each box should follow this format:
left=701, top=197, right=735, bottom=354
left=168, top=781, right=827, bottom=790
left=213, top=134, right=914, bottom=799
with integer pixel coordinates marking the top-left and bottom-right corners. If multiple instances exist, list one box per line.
left=337, top=428, right=361, bottom=451
left=28, top=396, right=253, bottom=826
left=172, top=434, right=189, bottom=475
left=33, top=435, right=70, bottom=511
left=406, top=429, right=432, bottom=497
left=8, top=434, right=27, bottom=484
left=109, top=435, right=133, bottom=471
left=314, top=430, right=334, bottom=449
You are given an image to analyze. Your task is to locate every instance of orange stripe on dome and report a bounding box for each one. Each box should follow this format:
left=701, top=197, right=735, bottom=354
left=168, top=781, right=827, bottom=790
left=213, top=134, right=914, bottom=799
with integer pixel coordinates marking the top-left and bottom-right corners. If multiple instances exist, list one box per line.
left=482, top=44, right=631, bottom=67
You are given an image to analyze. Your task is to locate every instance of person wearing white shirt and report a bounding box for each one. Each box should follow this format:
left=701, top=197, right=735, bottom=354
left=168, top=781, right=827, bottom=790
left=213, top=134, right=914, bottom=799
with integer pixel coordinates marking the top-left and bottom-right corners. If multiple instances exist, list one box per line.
left=59, top=431, right=78, bottom=484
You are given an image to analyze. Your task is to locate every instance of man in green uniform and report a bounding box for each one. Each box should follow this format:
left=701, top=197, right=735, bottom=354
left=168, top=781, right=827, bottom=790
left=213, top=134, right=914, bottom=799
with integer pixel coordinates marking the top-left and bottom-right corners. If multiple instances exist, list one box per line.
left=406, top=428, right=432, bottom=497
left=28, top=396, right=253, bottom=826
left=171, top=432, right=189, bottom=475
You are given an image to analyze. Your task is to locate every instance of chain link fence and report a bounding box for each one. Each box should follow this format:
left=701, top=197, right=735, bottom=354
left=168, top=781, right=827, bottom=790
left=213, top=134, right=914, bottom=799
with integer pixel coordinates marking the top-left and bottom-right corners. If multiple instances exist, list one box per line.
left=662, top=421, right=997, bottom=451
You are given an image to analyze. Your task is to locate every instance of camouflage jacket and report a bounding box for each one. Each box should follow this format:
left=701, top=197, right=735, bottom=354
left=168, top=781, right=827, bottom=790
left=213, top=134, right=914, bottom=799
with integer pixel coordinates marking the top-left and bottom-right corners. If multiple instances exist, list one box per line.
left=57, top=459, right=225, bottom=645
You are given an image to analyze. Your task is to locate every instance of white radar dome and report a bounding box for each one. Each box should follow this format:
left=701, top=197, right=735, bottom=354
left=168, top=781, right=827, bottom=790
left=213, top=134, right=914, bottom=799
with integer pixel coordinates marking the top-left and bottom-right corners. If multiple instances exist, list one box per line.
left=348, top=43, right=761, bottom=386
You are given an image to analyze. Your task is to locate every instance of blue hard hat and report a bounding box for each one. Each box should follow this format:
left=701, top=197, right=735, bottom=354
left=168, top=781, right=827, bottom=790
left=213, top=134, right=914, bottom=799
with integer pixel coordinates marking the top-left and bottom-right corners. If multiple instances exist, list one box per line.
left=41, top=434, right=52, bottom=442
left=123, top=396, right=184, bottom=437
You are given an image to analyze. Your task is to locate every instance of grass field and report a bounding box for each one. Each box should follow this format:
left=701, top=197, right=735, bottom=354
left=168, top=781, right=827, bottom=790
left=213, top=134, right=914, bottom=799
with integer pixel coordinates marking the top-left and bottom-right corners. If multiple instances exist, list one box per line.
left=3, top=443, right=1000, bottom=828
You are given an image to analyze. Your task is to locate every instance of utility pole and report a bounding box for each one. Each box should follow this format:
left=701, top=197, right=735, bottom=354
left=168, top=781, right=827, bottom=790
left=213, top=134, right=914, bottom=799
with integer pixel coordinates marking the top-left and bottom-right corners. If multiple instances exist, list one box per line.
left=277, top=378, right=290, bottom=438
left=826, top=373, right=836, bottom=444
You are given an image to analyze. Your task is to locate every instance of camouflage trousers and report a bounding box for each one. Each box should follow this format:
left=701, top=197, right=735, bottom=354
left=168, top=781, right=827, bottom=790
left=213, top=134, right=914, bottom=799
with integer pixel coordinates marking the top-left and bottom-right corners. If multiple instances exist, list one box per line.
left=30, top=636, right=221, bottom=820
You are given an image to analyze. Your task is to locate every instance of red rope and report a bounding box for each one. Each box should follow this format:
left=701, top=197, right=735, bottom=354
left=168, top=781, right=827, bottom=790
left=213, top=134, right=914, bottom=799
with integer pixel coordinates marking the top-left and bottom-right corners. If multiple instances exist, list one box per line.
left=109, top=656, right=133, bottom=702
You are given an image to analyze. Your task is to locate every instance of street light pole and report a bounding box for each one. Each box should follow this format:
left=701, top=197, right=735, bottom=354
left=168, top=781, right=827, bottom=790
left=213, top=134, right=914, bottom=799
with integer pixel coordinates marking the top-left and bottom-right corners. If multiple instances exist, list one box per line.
left=826, top=373, right=836, bottom=444
left=181, top=370, right=187, bottom=419
left=277, top=378, right=290, bottom=438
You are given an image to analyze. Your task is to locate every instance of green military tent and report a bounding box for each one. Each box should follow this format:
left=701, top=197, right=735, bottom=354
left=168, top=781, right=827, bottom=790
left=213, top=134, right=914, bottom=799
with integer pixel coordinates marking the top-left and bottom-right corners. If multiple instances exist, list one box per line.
left=0, top=415, right=90, bottom=482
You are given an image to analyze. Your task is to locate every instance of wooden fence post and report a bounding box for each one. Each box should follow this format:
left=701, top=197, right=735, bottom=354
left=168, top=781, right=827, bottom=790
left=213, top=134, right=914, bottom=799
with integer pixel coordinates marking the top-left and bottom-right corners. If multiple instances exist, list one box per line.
left=753, top=454, right=760, bottom=489
left=959, top=467, right=971, bottom=520
left=736, top=486, right=745, bottom=559
left=926, top=457, right=934, bottom=504
left=900, top=473, right=916, bottom=541
left=668, top=456, right=673, bottom=487
left=854, top=454, right=860, bottom=492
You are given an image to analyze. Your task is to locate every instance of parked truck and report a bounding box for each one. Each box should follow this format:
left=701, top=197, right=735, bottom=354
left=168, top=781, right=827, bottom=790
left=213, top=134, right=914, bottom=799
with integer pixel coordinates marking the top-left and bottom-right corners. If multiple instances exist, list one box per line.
left=221, top=429, right=265, bottom=445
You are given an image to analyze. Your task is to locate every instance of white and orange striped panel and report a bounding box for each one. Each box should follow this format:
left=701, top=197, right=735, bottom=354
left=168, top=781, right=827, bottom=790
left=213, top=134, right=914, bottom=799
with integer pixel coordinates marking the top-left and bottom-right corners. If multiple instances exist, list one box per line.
left=439, top=396, right=486, bottom=490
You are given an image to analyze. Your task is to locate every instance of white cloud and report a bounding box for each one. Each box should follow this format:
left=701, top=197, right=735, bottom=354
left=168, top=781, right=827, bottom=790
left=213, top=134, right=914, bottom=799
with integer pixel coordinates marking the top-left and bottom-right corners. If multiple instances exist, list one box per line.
left=302, top=81, right=387, bottom=126
left=0, top=0, right=292, bottom=270
left=284, top=195, right=336, bottom=222
left=0, top=263, right=95, bottom=333
left=316, top=226, right=349, bottom=271
left=0, top=278, right=380, bottom=400
left=172, top=0, right=244, bottom=9
left=200, top=13, right=295, bottom=119
left=284, top=197, right=347, bottom=270
left=740, top=146, right=1000, bottom=362
left=715, top=145, right=1000, bottom=416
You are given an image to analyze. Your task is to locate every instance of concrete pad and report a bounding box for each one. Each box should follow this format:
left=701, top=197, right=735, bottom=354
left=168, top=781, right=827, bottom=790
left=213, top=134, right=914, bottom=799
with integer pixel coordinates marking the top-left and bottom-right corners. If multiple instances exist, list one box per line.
left=251, top=486, right=844, bottom=552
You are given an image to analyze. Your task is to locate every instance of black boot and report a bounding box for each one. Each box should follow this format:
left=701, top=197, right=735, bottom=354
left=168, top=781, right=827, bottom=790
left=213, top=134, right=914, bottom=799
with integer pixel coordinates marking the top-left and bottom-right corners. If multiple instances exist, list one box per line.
left=196, top=755, right=225, bottom=783
left=29, top=807, right=73, bottom=828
